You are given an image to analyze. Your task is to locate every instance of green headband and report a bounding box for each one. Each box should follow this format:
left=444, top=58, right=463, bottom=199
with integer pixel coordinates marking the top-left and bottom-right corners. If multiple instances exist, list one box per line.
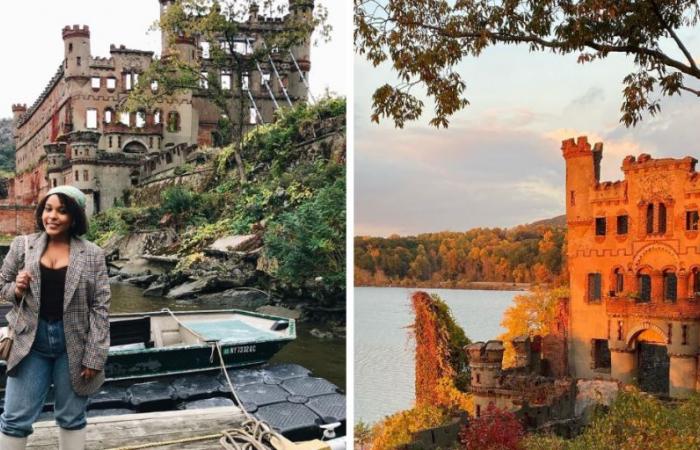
left=46, top=185, right=86, bottom=210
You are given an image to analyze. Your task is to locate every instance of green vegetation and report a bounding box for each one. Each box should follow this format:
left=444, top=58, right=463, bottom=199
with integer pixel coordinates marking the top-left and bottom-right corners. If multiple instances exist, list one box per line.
left=355, top=222, right=566, bottom=287
left=524, top=389, right=700, bottom=450
left=0, top=118, right=15, bottom=176
left=88, top=98, right=345, bottom=301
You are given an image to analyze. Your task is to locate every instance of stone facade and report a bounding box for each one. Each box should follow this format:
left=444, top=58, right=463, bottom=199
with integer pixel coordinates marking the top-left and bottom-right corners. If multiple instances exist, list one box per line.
left=2, top=0, right=312, bottom=220
left=562, top=136, right=700, bottom=398
left=467, top=337, right=575, bottom=428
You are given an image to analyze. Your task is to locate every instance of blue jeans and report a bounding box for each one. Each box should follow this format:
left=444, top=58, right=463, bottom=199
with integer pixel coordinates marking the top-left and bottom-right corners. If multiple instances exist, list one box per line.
left=0, top=319, right=88, bottom=437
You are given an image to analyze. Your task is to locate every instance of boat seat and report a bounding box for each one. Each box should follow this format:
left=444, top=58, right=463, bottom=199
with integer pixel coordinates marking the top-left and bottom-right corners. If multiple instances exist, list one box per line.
left=110, top=317, right=154, bottom=348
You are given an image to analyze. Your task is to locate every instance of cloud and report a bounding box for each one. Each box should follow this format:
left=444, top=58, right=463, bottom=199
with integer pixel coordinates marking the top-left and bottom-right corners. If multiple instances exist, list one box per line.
left=355, top=123, right=566, bottom=236
left=566, top=86, right=605, bottom=109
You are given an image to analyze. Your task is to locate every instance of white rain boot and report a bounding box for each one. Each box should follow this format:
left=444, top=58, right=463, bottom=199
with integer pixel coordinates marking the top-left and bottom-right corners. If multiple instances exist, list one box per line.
left=58, top=427, right=86, bottom=450
left=0, top=433, right=27, bottom=450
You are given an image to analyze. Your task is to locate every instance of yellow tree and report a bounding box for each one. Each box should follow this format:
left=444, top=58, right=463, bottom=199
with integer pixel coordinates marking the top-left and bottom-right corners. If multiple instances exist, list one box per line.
left=499, top=286, right=569, bottom=367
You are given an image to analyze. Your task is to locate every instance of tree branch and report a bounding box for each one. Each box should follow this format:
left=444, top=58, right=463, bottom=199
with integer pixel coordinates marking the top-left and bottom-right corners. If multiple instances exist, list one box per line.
left=648, top=0, right=698, bottom=73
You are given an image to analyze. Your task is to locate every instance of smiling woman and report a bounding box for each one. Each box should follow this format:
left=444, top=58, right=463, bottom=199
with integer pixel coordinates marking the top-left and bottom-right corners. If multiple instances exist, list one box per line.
left=0, top=186, right=110, bottom=450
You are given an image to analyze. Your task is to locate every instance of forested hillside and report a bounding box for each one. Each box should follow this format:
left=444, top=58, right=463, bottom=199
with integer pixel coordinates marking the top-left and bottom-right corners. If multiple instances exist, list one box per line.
left=0, top=118, right=15, bottom=176
left=355, top=217, right=567, bottom=288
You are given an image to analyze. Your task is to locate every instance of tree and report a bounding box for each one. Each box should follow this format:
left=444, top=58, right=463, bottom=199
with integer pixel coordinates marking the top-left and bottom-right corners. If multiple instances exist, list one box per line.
left=499, top=286, right=569, bottom=366
left=128, top=0, right=327, bottom=181
left=355, top=0, right=700, bottom=128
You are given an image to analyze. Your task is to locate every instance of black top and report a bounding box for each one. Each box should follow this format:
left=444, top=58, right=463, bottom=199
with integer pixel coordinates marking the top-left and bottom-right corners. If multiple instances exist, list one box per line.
left=39, top=264, right=67, bottom=322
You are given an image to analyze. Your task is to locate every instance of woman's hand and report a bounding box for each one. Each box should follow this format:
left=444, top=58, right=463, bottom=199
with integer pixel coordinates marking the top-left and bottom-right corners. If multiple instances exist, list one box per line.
left=14, top=271, right=32, bottom=299
left=80, top=366, right=99, bottom=380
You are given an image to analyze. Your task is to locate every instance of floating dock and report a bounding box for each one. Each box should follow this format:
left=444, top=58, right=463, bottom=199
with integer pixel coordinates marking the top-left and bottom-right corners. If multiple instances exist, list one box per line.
left=13, top=363, right=345, bottom=449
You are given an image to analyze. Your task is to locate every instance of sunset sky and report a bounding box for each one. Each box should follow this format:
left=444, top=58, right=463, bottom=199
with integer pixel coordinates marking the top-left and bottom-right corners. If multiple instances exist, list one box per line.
left=355, top=30, right=700, bottom=237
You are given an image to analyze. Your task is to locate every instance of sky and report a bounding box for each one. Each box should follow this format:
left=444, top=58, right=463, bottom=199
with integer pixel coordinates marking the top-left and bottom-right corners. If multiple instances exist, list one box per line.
left=0, top=0, right=347, bottom=117
left=355, top=27, right=700, bottom=237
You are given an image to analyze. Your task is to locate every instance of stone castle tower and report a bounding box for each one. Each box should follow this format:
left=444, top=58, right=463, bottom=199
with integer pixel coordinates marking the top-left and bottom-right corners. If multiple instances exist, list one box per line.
left=563, top=136, right=700, bottom=398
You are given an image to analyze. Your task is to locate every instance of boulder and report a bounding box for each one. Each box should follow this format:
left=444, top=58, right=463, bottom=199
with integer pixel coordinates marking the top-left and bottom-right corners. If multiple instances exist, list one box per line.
left=207, top=234, right=261, bottom=254
left=124, top=274, right=159, bottom=287
left=166, top=277, right=215, bottom=299
left=197, top=289, right=269, bottom=309
left=255, top=305, right=302, bottom=320
left=143, top=282, right=167, bottom=298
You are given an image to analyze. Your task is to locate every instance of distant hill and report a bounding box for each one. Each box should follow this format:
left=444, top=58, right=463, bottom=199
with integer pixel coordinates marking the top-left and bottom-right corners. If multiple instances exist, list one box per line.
left=528, top=215, right=566, bottom=229
left=355, top=216, right=567, bottom=288
left=0, top=118, right=15, bottom=176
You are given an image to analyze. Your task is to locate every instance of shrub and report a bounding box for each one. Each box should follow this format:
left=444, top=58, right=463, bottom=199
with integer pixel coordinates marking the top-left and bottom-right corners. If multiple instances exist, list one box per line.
left=264, top=176, right=345, bottom=295
left=460, top=404, right=524, bottom=450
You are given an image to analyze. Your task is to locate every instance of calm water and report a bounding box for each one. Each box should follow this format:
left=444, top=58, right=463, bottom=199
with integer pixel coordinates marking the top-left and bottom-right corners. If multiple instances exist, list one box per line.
left=110, top=282, right=346, bottom=390
left=354, top=287, right=518, bottom=424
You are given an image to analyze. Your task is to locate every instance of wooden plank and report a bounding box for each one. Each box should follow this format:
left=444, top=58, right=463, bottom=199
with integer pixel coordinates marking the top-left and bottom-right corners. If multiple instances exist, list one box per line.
left=26, top=407, right=246, bottom=450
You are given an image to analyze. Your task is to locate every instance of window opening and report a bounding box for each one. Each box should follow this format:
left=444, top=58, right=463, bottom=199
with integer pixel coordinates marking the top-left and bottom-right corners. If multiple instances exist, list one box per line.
left=687, top=210, right=699, bottom=231
left=86, top=109, right=97, bottom=129
left=617, top=215, right=628, bottom=235
left=664, top=272, right=677, bottom=302
left=647, top=204, right=654, bottom=234
left=107, top=77, right=116, bottom=90
left=91, top=77, right=101, bottom=89
left=593, top=339, right=611, bottom=370
left=588, top=273, right=602, bottom=302
left=659, top=203, right=667, bottom=234
left=638, top=274, right=651, bottom=302
left=595, top=217, right=606, bottom=236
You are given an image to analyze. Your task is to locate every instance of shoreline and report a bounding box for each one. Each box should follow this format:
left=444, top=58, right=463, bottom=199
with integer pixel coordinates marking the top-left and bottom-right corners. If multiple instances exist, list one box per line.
left=354, top=281, right=530, bottom=291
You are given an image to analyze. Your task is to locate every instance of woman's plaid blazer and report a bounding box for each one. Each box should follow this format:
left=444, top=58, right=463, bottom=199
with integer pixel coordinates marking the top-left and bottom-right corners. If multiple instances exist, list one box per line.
left=0, top=232, right=111, bottom=396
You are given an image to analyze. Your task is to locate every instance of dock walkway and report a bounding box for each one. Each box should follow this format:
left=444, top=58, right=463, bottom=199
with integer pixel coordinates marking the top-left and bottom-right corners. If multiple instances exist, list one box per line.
left=27, top=407, right=246, bottom=450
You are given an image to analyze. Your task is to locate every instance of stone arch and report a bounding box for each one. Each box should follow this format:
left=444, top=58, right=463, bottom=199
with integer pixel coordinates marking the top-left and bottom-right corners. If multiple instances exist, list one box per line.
left=122, top=139, right=148, bottom=154
left=626, top=323, right=668, bottom=349
left=632, top=243, right=679, bottom=272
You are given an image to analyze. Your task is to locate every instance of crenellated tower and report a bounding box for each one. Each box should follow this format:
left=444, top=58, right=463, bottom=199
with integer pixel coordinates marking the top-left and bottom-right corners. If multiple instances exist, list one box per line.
left=62, top=25, right=91, bottom=80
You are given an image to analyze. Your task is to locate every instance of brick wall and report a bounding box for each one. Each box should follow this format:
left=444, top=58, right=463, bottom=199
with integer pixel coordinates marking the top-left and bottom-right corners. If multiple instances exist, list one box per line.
left=0, top=206, right=36, bottom=235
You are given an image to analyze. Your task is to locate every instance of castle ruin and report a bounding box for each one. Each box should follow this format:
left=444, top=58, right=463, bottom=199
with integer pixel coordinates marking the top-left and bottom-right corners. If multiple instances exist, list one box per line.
left=2, top=0, right=312, bottom=225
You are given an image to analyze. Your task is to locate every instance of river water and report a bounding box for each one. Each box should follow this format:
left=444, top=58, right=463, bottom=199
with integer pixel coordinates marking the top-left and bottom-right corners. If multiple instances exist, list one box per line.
left=110, top=282, right=346, bottom=390
left=354, top=287, right=519, bottom=424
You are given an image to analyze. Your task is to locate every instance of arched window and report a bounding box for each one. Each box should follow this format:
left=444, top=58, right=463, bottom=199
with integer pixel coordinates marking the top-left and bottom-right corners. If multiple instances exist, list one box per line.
left=646, top=203, right=654, bottom=234
left=613, top=268, right=624, bottom=295
left=104, top=108, right=114, bottom=124
left=166, top=111, right=180, bottom=132
left=692, top=268, right=700, bottom=297
left=664, top=269, right=677, bottom=301
left=153, top=109, right=162, bottom=125
left=658, top=203, right=667, bottom=234
left=637, top=270, right=651, bottom=303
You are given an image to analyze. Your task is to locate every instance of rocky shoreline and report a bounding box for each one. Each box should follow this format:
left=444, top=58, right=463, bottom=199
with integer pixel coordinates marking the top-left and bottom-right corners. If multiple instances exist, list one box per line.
left=104, top=229, right=345, bottom=340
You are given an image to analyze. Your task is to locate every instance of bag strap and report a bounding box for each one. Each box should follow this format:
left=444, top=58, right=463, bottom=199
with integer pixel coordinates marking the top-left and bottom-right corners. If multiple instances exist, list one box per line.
left=9, top=236, right=29, bottom=333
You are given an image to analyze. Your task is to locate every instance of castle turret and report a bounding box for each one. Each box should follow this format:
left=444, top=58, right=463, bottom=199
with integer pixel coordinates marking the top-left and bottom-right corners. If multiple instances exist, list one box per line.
left=287, top=0, right=313, bottom=98
left=561, top=136, right=603, bottom=223
left=11, top=104, right=27, bottom=127
left=159, top=0, right=197, bottom=63
left=62, top=25, right=91, bottom=80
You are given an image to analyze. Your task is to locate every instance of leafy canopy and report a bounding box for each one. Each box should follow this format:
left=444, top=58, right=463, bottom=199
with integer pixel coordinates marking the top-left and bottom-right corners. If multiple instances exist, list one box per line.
left=355, top=0, right=700, bottom=128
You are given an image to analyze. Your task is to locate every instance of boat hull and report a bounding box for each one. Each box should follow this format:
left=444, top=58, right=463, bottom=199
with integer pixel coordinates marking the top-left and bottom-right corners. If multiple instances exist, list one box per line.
left=105, top=339, right=292, bottom=381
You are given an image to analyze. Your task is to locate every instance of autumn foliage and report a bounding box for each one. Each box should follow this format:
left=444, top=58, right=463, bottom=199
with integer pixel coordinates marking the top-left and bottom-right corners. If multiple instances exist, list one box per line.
left=355, top=222, right=566, bottom=287
left=412, top=291, right=472, bottom=411
left=460, top=403, right=525, bottom=450
left=367, top=292, right=473, bottom=449
left=498, top=286, right=569, bottom=367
